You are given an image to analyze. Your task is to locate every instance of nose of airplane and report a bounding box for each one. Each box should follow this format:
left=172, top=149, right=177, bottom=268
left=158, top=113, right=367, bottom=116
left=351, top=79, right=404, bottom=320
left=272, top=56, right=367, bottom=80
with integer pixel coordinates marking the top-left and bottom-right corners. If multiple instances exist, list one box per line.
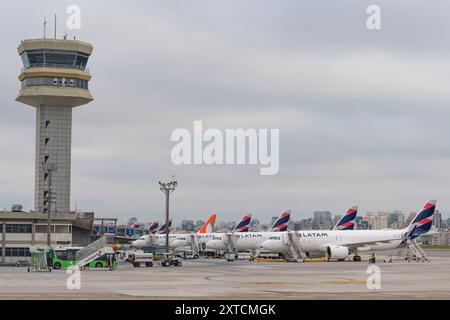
left=260, top=240, right=284, bottom=252
left=131, top=240, right=144, bottom=247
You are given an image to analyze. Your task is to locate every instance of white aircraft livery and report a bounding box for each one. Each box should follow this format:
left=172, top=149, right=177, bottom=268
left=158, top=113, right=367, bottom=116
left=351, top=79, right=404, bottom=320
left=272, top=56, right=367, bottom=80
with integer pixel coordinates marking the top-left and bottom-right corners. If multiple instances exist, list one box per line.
left=206, top=200, right=436, bottom=260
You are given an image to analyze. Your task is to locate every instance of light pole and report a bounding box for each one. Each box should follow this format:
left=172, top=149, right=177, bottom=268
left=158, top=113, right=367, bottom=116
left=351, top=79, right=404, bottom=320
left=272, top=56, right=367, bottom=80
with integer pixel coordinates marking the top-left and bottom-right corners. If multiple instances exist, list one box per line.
left=42, top=162, right=57, bottom=247
left=159, top=179, right=177, bottom=254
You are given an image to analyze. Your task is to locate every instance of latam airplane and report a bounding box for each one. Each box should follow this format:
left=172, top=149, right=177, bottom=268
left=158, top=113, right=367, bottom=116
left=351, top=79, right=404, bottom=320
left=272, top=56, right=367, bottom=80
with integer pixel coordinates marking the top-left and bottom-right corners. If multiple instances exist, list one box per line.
left=132, top=214, right=217, bottom=248
left=207, top=201, right=436, bottom=261
left=206, top=206, right=358, bottom=251
left=195, top=211, right=291, bottom=250
left=132, top=210, right=288, bottom=249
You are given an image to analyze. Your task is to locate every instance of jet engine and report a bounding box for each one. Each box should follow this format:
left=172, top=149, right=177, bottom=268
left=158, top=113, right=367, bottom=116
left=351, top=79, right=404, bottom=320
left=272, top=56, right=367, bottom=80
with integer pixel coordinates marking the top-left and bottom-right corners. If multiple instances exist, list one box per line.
left=326, top=245, right=349, bottom=259
left=206, top=239, right=226, bottom=250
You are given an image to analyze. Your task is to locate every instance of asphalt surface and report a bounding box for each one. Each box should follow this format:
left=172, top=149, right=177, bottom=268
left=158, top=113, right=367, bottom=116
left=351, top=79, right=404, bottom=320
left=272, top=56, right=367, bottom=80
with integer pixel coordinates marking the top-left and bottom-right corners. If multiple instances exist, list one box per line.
left=0, top=256, right=449, bottom=299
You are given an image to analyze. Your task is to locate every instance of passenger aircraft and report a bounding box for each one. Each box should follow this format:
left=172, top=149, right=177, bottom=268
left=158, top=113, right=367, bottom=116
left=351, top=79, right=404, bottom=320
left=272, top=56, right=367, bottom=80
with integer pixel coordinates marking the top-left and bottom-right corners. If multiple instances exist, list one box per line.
left=195, top=211, right=290, bottom=250
left=133, top=214, right=253, bottom=249
left=131, top=210, right=288, bottom=249
left=207, top=201, right=436, bottom=261
left=131, top=214, right=218, bottom=248
left=206, top=206, right=357, bottom=251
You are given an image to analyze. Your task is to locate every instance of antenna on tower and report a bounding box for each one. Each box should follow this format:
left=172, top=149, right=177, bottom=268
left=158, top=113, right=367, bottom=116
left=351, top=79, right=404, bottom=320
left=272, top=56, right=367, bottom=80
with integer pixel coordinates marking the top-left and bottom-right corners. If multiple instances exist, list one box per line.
left=43, top=17, right=47, bottom=39
left=54, top=14, right=57, bottom=39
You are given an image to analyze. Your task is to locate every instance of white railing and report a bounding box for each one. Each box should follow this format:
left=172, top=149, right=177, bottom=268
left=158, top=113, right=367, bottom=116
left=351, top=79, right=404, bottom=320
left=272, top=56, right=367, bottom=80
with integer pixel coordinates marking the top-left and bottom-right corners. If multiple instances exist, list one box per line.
left=75, top=234, right=112, bottom=262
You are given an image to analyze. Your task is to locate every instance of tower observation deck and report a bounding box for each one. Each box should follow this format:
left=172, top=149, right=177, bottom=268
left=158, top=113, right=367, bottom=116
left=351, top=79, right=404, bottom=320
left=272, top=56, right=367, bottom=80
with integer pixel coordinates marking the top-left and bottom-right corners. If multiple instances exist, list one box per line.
left=16, top=38, right=94, bottom=214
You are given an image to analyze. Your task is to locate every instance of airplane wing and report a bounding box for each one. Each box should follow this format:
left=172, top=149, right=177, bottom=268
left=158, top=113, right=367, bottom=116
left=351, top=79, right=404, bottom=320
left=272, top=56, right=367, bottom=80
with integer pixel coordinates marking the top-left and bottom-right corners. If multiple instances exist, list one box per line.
left=417, top=230, right=441, bottom=241
left=327, top=237, right=403, bottom=251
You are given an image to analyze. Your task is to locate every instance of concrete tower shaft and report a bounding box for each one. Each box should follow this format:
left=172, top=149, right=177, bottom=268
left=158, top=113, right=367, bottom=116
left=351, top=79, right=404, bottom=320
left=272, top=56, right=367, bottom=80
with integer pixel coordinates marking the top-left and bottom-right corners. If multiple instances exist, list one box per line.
left=16, top=38, right=94, bottom=214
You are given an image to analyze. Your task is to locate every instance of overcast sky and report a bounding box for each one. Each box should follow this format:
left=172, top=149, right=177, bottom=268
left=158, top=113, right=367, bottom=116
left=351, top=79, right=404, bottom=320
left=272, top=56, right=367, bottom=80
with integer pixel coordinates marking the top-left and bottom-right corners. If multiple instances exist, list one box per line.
left=1, top=1, right=449, bottom=224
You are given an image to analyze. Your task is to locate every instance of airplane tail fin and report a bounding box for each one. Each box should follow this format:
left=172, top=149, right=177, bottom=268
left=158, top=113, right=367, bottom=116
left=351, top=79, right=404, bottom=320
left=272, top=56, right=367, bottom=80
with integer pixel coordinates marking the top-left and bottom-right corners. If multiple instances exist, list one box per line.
left=148, top=220, right=159, bottom=234
left=157, top=219, right=172, bottom=234
left=405, top=200, right=436, bottom=239
left=332, top=206, right=358, bottom=230
left=199, top=214, right=217, bottom=234
left=233, top=214, right=252, bottom=232
left=270, top=210, right=291, bottom=232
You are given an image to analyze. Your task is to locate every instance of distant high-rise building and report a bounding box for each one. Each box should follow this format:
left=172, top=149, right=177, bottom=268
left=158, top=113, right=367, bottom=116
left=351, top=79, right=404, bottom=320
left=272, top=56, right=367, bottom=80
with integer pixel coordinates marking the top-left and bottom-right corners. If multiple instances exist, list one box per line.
left=333, top=215, right=342, bottom=228
left=271, top=217, right=278, bottom=227
left=226, top=221, right=236, bottom=231
left=388, top=211, right=405, bottom=229
left=366, top=212, right=389, bottom=230
left=181, top=220, right=195, bottom=231
left=444, top=218, right=450, bottom=229
left=250, top=219, right=261, bottom=231
left=312, top=211, right=332, bottom=229
left=289, top=221, right=304, bottom=231
left=356, top=220, right=369, bottom=230
left=406, top=212, right=417, bottom=226
left=433, top=210, right=442, bottom=230
left=299, top=218, right=312, bottom=230
left=195, top=220, right=204, bottom=231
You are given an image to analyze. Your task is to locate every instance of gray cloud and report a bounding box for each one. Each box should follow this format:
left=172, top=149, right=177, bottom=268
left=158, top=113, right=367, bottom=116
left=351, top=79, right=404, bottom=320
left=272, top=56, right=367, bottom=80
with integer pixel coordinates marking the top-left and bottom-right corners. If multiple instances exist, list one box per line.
left=1, top=1, right=449, bottom=223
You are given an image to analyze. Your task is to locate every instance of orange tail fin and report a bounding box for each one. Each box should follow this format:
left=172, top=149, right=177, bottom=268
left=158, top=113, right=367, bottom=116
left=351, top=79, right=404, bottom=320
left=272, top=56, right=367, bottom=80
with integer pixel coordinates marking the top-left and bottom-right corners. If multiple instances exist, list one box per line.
left=199, top=214, right=217, bottom=233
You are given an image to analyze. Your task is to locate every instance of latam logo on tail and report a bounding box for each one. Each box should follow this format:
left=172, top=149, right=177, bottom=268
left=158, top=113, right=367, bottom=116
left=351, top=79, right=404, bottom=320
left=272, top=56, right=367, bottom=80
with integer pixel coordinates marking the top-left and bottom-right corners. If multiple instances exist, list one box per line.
left=271, top=210, right=291, bottom=232
left=157, top=219, right=172, bottom=234
left=333, top=206, right=358, bottom=231
left=407, top=200, right=436, bottom=239
left=148, top=220, right=159, bottom=234
left=233, top=214, right=252, bottom=232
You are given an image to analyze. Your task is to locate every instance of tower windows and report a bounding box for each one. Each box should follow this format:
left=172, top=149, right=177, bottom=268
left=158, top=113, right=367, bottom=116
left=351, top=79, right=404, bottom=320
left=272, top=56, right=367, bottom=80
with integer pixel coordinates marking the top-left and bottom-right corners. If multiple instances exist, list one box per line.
left=21, top=50, right=90, bottom=70
left=23, top=77, right=88, bottom=89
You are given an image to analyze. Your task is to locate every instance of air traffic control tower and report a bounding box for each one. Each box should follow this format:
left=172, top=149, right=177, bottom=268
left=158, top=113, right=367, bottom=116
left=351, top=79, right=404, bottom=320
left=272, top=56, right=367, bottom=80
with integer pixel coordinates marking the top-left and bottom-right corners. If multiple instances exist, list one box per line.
left=16, top=38, right=93, bottom=214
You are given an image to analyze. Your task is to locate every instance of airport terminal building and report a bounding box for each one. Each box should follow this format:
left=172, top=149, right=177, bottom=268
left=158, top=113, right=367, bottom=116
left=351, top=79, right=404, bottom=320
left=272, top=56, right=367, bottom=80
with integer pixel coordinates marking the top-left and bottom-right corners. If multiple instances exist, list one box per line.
left=0, top=208, right=94, bottom=265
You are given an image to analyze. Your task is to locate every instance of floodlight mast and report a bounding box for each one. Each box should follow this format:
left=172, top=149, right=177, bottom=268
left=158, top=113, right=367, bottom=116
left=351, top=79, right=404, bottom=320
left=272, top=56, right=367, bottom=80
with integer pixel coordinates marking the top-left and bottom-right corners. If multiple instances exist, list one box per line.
left=159, top=179, right=177, bottom=254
